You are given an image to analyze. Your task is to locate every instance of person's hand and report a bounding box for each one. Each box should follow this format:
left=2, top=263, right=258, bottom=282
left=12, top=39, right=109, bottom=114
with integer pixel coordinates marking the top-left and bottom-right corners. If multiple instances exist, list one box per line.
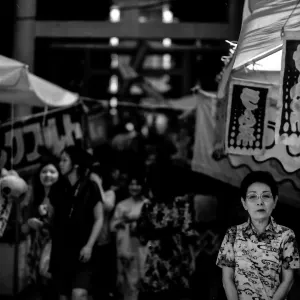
left=38, top=204, right=48, bottom=216
left=28, top=218, right=43, bottom=230
left=79, top=245, right=92, bottom=263
left=39, top=261, right=51, bottom=279
left=130, top=221, right=138, bottom=235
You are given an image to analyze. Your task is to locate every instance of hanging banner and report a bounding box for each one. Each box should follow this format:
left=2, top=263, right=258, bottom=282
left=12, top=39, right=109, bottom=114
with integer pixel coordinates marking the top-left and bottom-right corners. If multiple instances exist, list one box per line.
left=225, top=80, right=270, bottom=155
left=276, top=31, right=300, bottom=146
left=192, top=96, right=300, bottom=208
left=0, top=104, right=84, bottom=172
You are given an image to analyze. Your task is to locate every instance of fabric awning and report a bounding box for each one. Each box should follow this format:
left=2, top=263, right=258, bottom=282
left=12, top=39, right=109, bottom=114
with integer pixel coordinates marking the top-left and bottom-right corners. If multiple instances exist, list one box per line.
left=0, top=55, right=79, bottom=107
left=233, top=0, right=300, bottom=70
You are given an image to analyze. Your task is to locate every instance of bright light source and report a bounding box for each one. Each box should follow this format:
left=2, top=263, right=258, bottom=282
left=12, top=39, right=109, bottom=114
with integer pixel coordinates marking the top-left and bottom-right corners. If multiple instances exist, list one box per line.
left=110, top=97, right=118, bottom=108
left=125, top=123, right=135, bottom=131
left=109, top=75, right=118, bottom=94
left=162, top=54, right=171, bottom=70
left=146, top=113, right=154, bottom=126
left=141, top=126, right=149, bottom=136
left=162, top=5, right=173, bottom=23
left=162, top=38, right=172, bottom=47
left=110, top=37, right=119, bottom=47
left=111, top=54, right=119, bottom=68
left=139, top=16, right=147, bottom=23
left=155, top=114, right=168, bottom=134
left=110, top=6, right=120, bottom=22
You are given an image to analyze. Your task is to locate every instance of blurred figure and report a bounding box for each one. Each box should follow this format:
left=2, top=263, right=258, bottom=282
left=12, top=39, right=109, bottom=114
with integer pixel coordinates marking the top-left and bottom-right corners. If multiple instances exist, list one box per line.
left=51, top=146, right=103, bottom=300
left=110, top=164, right=129, bottom=205
left=136, top=162, right=198, bottom=300
left=111, top=174, right=148, bottom=300
left=92, top=168, right=117, bottom=300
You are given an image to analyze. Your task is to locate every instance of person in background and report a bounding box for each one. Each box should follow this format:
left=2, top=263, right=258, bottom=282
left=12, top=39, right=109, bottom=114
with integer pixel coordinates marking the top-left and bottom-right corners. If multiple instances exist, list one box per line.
left=110, top=164, right=129, bottom=205
left=22, top=155, right=65, bottom=300
left=111, top=173, right=148, bottom=300
left=51, top=146, right=103, bottom=300
left=91, top=165, right=117, bottom=300
left=216, top=171, right=300, bottom=300
left=136, top=160, right=198, bottom=300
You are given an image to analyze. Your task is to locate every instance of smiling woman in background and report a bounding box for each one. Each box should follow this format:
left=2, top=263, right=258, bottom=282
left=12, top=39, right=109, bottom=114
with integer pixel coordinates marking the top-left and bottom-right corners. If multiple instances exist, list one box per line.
left=110, top=173, right=148, bottom=300
left=23, top=154, right=65, bottom=300
left=216, top=171, right=300, bottom=300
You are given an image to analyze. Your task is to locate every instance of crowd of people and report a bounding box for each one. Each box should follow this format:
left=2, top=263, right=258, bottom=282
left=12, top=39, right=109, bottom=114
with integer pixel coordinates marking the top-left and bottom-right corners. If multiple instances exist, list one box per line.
left=18, top=143, right=300, bottom=300
left=20, top=144, right=199, bottom=300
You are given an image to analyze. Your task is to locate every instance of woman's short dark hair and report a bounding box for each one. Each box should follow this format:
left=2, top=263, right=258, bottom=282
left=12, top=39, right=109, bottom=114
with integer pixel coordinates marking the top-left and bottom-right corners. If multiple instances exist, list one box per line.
left=240, top=171, right=278, bottom=199
left=62, top=145, right=94, bottom=176
left=62, top=146, right=94, bottom=168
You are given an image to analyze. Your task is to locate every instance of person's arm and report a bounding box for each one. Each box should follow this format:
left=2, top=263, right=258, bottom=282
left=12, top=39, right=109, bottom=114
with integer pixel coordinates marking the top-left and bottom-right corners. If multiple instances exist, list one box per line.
left=85, top=201, right=104, bottom=249
left=104, top=190, right=116, bottom=211
left=273, top=229, right=300, bottom=300
left=80, top=201, right=104, bottom=263
left=21, top=185, right=43, bottom=233
left=272, top=268, right=294, bottom=300
left=222, top=266, right=239, bottom=300
left=110, top=203, right=124, bottom=231
left=216, top=226, right=237, bottom=300
left=90, top=173, right=106, bottom=203
left=79, top=180, right=104, bottom=262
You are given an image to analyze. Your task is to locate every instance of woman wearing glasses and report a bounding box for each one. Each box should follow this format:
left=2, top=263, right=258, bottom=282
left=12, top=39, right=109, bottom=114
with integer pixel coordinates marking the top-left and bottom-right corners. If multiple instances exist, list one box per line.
left=216, top=171, right=300, bottom=300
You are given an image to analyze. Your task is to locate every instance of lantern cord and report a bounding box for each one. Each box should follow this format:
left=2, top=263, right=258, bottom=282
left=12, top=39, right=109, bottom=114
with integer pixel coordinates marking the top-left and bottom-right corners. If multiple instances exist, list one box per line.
left=10, top=103, right=14, bottom=170
left=281, top=0, right=300, bottom=37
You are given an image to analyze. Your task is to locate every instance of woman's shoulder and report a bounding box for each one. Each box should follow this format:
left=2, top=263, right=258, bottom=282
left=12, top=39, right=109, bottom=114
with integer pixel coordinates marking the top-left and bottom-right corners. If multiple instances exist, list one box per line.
left=274, top=222, right=296, bottom=237
left=105, top=189, right=115, bottom=197
left=103, top=190, right=116, bottom=209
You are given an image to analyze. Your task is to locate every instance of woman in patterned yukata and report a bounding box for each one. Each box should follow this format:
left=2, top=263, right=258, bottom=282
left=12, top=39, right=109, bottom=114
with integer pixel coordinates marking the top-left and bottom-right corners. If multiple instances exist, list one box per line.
left=216, top=171, right=300, bottom=300
left=110, top=174, right=148, bottom=300
left=136, top=161, right=198, bottom=300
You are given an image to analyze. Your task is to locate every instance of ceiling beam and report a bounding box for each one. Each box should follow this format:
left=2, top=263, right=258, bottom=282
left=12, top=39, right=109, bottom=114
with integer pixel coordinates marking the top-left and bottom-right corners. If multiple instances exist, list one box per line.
left=49, top=43, right=229, bottom=53
left=35, top=21, right=232, bottom=40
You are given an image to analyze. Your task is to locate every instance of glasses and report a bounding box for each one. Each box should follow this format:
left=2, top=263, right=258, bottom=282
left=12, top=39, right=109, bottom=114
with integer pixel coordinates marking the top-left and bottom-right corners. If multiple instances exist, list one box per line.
left=246, top=192, right=273, bottom=202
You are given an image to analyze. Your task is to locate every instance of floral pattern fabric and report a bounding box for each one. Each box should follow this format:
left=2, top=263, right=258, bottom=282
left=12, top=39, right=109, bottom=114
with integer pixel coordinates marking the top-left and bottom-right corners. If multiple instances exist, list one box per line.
left=111, top=198, right=148, bottom=300
left=216, top=217, right=300, bottom=300
left=136, top=195, right=198, bottom=293
left=27, top=202, right=54, bottom=285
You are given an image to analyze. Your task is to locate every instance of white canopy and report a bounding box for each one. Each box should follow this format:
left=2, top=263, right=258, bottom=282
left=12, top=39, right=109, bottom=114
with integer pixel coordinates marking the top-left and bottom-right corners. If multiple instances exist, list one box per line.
left=233, top=0, right=300, bottom=71
left=0, top=55, right=79, bottom=107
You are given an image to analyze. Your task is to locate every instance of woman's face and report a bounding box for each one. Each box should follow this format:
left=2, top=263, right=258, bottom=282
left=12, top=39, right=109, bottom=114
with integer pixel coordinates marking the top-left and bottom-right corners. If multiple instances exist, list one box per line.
left=129, top=179, right=143, bottom=197
left=40, top=164, right=59, bottom=187
left=241, top=182, right=277, bottom=221
left=59, top=152, right=73, bottom=176
left=111, top=168, right=120, bottom=182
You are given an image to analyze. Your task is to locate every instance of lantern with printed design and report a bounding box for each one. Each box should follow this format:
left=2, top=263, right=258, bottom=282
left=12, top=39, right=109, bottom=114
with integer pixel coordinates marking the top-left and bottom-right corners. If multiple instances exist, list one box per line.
left=226, top=80, right=270, bottom=156
left=0, top=169, right=28, bottom=237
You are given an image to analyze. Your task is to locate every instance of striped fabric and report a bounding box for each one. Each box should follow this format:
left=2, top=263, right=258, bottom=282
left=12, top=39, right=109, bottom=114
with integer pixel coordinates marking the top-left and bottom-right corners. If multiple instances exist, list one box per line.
left=234, top=0, right=300, bottom=70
